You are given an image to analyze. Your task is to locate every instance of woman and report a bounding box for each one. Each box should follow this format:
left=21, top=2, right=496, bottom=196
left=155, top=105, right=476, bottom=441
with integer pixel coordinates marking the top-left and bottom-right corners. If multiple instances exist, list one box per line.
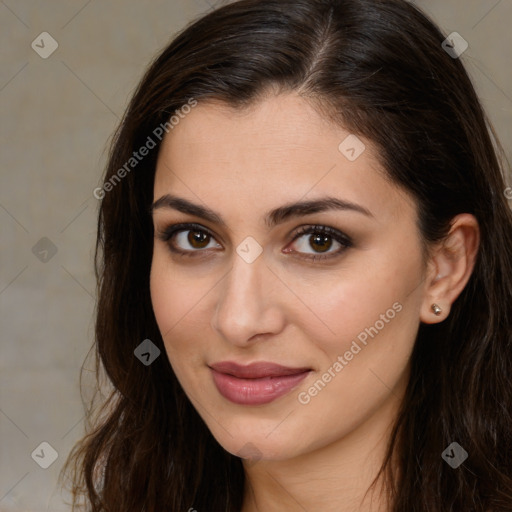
left=63, top=0, right=512, bottom=510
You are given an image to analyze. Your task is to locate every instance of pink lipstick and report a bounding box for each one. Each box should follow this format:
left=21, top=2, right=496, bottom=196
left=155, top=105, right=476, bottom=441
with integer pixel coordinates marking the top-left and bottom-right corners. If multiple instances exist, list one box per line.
left=209, top=361, right=311, bottom=405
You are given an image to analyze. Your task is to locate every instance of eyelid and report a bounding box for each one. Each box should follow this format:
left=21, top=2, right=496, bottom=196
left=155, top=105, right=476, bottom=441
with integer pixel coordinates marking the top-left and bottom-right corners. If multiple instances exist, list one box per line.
left=290, top=224, right=352, bottom=246
left=156, top=222, right=218, bottom=243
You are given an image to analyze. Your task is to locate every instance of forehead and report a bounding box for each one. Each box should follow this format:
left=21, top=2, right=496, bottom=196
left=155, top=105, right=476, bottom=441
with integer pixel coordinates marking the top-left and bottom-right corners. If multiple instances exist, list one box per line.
left=157, top=93, right=349, bottom=171
left=153, top=92, right=415, bottom=223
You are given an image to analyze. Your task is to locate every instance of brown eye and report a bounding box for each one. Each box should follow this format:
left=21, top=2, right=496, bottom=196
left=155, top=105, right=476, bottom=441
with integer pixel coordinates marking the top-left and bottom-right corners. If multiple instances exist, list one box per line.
left=160, top=224, right=222, bottom=255
left=188, top=229, right=210, bottom=249
left=286, top=225, right=353, bottom=261
left=309, top=234, right=333, bottom=253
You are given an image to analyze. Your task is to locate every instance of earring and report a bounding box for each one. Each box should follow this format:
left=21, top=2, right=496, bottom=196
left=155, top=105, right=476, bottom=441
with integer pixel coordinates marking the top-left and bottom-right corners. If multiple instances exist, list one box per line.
left=431, top=303, right=442, bottom=316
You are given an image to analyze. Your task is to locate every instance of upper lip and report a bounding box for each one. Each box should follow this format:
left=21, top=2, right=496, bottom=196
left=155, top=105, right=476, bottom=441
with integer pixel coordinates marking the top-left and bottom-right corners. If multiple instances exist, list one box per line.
left=209, top=361, right=311, bottom=379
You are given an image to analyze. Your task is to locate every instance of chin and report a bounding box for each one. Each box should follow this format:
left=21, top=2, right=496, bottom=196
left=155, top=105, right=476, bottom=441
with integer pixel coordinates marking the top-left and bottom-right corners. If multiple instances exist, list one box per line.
left=206, top=415, right=310, bottom=463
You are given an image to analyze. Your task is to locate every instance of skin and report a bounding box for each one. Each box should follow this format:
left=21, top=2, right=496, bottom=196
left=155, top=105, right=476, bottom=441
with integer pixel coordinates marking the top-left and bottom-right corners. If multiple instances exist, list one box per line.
left=150, top=92, right=479, bottom=511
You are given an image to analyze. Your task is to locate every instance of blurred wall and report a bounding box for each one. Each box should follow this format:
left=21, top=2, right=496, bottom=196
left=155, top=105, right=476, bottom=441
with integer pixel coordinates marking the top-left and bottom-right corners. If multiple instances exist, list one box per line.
left=1, top=1, right=510, bottom=510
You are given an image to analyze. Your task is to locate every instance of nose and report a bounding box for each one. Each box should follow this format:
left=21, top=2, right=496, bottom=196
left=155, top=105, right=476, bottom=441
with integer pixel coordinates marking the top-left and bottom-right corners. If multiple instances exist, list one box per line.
left=211, top=251, right=286, bottom=347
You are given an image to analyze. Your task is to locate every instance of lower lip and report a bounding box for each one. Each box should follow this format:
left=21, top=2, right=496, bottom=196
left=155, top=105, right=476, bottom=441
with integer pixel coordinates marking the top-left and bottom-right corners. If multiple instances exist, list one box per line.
left=210, top=369, right=310, bottom=405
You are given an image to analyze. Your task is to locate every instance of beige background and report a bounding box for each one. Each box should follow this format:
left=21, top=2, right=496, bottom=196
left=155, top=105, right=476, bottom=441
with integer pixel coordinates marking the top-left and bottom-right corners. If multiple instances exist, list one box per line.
left=1, top=1, right=511, bottom=510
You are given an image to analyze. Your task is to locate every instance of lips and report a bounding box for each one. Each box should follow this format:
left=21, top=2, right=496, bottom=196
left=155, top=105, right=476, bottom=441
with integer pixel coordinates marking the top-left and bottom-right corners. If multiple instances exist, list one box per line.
left=209, top=361, right=311, bottom=405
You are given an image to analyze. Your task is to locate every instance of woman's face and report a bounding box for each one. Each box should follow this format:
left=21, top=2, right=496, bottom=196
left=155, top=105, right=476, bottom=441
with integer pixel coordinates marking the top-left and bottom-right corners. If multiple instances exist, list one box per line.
left=150, top=92, right=428, bottom=462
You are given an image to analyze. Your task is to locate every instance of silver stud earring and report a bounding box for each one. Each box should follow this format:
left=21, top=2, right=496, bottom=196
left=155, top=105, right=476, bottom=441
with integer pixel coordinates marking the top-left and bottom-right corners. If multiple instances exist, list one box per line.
left=431, top=303, right=442, bottom=316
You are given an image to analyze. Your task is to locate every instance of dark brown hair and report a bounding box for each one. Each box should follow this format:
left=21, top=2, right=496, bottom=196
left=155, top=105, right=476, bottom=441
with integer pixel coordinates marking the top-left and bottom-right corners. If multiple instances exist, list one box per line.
left=62, top=0, right=512, bottom=510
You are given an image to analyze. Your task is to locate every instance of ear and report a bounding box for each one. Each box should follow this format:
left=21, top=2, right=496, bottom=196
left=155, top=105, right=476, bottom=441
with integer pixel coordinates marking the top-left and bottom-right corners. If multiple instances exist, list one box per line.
left=420, top=214, right=480, bottom=324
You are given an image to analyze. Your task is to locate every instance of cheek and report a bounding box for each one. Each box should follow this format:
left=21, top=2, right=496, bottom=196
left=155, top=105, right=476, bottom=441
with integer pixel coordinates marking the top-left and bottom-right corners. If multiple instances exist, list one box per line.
left=150, top=253, right=203, bottom=355
left=287, top=248, right=422, bottom=361
left=150, top=249, right=208, bottom=333
left=289, top=249, right=423, bottom=425
left=150, top=251, right=224, bottom=388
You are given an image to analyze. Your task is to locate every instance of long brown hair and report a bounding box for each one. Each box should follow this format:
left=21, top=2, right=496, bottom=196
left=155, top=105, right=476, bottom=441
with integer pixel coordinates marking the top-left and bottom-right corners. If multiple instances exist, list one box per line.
left=62, top=0, right=512, bottom=510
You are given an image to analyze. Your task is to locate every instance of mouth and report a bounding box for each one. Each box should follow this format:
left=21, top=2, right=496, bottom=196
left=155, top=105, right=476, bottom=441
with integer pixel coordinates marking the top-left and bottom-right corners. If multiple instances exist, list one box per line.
left=209, top=361, right=312, bottom=405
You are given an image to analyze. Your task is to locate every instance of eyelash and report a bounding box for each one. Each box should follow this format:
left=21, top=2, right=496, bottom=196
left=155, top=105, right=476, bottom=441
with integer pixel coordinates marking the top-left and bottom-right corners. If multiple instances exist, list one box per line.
left=287, top=225, right=353, bottom=261
left=156, top=222, right=353, bottom=261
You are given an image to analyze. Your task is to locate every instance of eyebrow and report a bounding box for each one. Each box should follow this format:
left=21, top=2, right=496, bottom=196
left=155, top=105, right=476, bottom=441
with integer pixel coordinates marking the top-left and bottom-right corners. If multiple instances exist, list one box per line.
left=150, top=194, right=373, bottom=228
